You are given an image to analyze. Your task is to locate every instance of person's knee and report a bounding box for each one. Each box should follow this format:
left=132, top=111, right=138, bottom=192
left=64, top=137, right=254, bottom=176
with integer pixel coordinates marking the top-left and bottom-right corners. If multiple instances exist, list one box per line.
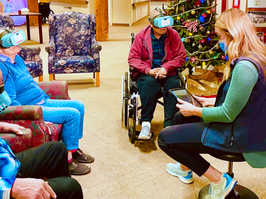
left=49, top=177, right=83, bottom=199
left=50, top=141, right=68, bottom=156
left=158, top=130, right=168, bottom=149
left=75, top=100, right=84, bottom=113
left=67, top=178, right=83, bottom=199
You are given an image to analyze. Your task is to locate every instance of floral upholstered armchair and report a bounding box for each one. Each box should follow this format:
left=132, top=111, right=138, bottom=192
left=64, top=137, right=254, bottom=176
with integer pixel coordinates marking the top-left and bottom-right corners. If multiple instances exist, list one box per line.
left=0, top=14, right=43, bottom=82
left=46, top=12, right=102, bottom=87
left=0, top=81, right=71, bottom=153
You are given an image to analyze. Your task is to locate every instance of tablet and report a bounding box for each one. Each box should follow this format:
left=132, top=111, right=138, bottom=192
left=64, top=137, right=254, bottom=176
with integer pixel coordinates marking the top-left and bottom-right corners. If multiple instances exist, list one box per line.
left=169, top=88, right=202, bottom=107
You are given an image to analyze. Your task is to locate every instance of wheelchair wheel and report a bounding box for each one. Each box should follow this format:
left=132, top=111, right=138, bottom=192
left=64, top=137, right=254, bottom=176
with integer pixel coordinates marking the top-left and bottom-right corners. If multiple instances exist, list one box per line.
left=121, top=72, right=129, bottom=127
left=128, top=126, right=136, bottom=144
left=128, top=96, right=138, bottom=144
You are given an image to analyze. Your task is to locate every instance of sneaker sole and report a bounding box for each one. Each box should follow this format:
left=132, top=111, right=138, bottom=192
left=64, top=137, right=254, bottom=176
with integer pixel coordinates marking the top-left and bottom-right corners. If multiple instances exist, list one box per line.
left=220, top=179, right=237, bottom=199
left=166, top=167, right=194, bottom=184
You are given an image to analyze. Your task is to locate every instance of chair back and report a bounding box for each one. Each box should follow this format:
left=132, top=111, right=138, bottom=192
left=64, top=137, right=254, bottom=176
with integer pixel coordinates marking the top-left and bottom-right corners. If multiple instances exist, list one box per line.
left=0, top=14, right=14, bottom=30
left=48, top=11, right=96, bottom=57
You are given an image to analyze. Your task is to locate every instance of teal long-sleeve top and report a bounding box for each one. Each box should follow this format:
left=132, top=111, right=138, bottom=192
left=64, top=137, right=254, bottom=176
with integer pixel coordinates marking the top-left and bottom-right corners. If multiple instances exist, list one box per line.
left=202, top=61, right=258, bottom=123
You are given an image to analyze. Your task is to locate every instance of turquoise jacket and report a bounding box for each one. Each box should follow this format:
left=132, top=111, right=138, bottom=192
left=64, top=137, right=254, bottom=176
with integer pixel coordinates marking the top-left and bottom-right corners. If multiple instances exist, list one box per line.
left=0, top=137, right=21, bottom=199
left=0, top=54, right=49, bottom=106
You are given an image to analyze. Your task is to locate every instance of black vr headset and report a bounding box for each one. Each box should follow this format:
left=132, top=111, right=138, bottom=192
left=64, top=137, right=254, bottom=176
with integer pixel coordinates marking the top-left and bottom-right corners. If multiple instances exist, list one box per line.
left=149, top=7, right=174, bottom=28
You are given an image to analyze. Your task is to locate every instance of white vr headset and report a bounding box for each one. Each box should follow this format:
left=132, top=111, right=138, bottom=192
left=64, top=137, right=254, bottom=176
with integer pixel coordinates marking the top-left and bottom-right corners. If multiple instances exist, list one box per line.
left=149, top=8, right=174, bottom=28
left=0, top=29, right=26, bottom=48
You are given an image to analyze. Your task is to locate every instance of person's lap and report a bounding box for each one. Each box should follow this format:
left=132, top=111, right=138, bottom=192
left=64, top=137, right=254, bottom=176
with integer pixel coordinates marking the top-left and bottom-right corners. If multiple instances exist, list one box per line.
left=15, top=142, right=83, bottom=199
left=137, top=74, right=181, bottom=126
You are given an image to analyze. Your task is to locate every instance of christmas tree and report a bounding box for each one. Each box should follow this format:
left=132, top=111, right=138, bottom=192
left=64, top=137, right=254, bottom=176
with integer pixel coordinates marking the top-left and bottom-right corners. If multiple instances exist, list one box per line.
left=164, top=0, right=227, bottom=73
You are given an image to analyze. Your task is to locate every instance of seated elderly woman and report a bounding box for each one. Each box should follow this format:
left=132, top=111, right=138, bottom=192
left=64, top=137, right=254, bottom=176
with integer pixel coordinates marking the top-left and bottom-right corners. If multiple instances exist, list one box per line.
left=0, top=28, right=94, bottom=175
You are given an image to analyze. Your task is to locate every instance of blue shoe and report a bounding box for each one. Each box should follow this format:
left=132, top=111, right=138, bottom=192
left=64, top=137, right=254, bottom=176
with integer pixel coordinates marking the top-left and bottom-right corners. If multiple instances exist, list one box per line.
left=166, top=162, right=193, bottom=184
left=208, top=173, right=237, bottom=199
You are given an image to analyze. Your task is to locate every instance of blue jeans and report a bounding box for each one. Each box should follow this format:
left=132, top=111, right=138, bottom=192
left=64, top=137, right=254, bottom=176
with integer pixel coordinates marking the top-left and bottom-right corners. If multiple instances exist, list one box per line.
left=40, top=99, right=85, bottom=150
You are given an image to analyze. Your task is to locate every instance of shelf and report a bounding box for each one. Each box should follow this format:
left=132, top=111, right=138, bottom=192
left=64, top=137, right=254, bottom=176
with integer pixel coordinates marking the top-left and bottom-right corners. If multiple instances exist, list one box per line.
left=50, top=0, right=88, bottom=4
left=254, top=23, right=266, bottom=27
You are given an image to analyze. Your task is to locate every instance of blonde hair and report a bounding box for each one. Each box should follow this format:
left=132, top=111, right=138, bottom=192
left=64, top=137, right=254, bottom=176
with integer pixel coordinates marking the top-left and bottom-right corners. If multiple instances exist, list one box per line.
left=215, top=9, right=266, bottom=81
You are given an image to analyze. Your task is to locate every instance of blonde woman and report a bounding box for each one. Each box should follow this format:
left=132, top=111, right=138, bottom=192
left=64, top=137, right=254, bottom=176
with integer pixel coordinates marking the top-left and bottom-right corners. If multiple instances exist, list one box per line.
left=158, top=9, right=266, bottom=199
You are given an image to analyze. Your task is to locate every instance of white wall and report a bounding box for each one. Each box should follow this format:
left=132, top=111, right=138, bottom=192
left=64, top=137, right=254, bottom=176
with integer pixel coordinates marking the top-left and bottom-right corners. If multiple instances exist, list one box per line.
left=150, top=1, right=165, bottom=11
left=50, top=2, right=89, bottom=14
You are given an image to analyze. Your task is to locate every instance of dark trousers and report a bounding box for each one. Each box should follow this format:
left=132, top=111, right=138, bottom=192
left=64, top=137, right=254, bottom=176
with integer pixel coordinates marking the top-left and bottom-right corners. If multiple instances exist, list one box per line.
left=158, top=112, right=241, bottom=176
left=137, top=74, right=181, bottom=127
left=16, top=142, right=83, bottom=199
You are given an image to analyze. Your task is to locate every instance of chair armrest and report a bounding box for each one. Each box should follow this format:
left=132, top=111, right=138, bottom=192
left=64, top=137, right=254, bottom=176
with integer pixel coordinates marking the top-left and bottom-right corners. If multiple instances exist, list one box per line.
left=37, top=81, right=71, bottom=100
left=0, top=128, right=33, bottom=153
left=45, top=42, right=56, bottom=55
left=19, top=46, right=41, bottom=61
left=0, top=105, right=49, bottom=147
left=0, top=106, right=43, bottom=120
left=91, top=42, right=102, bottom=53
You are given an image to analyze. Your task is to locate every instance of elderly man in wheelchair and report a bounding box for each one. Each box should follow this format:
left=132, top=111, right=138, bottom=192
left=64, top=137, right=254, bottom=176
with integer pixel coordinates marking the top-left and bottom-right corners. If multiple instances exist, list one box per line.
left=127, top=8, right=186, bottom=140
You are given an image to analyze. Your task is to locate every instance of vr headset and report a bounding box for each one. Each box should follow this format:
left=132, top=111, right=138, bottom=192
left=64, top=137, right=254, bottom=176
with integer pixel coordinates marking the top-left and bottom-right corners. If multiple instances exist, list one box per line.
left=149, top=7, right=174, bottom=28
left=0, top=29, right=26, bottom=48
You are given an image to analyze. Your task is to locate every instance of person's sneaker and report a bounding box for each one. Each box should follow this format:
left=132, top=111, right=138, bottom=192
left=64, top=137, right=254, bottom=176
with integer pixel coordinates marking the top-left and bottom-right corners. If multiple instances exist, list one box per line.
left=138, top=121, right=151, bottom=140
left=207, top=173, right=237, bottom=199
left=166, top=162, right=194, bottom=184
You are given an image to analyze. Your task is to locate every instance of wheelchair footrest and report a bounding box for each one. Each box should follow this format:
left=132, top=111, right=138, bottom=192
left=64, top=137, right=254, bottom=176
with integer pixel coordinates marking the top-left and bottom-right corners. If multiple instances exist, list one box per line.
left=136, top=131, right=155, bottom=141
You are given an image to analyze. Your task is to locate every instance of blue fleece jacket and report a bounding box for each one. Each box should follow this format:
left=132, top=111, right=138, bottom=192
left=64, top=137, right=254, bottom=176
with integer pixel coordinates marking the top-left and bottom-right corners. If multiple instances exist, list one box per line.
left=0, top=54, right=49, bottom=106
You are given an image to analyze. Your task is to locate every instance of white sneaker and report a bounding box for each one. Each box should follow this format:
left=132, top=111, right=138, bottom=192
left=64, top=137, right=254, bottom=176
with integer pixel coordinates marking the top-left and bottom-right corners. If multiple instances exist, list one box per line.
left=166, top=162, right=194, bottom=184
left=138, top=122, right=151, bottom=139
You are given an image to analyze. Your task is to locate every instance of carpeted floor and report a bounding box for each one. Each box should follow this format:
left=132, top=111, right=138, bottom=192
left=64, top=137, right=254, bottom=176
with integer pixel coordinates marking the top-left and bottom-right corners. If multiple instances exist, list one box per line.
left=14, top=16, right=266, bottom=199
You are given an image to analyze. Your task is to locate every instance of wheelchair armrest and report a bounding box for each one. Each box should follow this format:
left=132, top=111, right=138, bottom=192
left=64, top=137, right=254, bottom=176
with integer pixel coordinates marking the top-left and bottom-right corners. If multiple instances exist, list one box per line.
left=178, top=72, right=187, bottom=89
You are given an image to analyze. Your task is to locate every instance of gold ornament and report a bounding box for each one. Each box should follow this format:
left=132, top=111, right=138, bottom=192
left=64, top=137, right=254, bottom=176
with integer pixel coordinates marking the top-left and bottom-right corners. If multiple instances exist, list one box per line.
left=209, top=50, right=213, bottom=55
left=191, top=10, right=196, bottom=15
left=177, top=16, right=181, bottom=20
left=207, top=31, right=210, bottom=35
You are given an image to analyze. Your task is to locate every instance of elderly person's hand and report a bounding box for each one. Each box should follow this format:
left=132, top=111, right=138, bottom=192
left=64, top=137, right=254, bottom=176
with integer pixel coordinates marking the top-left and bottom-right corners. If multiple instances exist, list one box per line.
left=155, top=67, right=167, bottom=79
left=176, top=98, right=202, bottom=117
left=0, top=122, right=24, bottom=135
left=148, top=68, right=161, bottom=77
left=11, top=178, right=57, bottom=199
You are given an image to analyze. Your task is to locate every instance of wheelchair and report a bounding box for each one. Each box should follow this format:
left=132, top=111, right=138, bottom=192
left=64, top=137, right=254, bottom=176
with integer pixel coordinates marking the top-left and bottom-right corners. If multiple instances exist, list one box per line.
left=38, top=2, right=54, bottom=24
left=122, top=33, right=187, bottom=144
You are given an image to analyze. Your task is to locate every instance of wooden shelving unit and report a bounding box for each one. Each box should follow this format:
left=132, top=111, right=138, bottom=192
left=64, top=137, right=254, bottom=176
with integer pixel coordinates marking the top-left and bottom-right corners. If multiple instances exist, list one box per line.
left=50, top=0, right=88, bottom=4
left=246, top=0, right=266, bottom=44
